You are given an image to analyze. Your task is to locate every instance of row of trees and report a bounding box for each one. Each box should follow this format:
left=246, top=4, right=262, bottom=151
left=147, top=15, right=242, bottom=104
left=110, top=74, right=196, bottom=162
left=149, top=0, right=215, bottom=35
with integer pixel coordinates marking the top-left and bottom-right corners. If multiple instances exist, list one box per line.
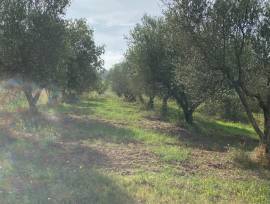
left=0, top=0, right=104, bottom=111
left=109, top=0, right=270, bottom=149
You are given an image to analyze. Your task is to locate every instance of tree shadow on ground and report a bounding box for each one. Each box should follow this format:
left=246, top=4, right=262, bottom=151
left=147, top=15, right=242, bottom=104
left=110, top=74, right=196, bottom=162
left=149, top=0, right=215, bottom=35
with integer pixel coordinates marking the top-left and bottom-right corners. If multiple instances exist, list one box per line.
left=51, top=97, right=108, bottom=117
left=12, top=109, right=138, bottom=145
left=51, top=103, right=96, bottom=116
left=186, top=119, right=259, bottom=152
left=141, top=115, right=258, bottom=152
left=0, top=121, right=135, bottom=204
left=147, top=107, right=258, bottom=152
left=56, top=115, right=138, bottom=144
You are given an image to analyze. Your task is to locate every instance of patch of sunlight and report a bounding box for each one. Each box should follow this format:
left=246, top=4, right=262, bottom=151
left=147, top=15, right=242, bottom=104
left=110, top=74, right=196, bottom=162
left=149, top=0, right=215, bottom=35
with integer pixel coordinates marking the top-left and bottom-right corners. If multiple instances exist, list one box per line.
left=152, top=146, right=190, bottom=162
left=131, top=128, right=177, bottom=145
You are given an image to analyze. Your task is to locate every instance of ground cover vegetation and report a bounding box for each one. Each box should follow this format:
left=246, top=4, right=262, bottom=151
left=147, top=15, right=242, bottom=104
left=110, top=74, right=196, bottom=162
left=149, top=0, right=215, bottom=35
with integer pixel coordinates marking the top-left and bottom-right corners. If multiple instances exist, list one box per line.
left=0, top=0, right=269, bottom=203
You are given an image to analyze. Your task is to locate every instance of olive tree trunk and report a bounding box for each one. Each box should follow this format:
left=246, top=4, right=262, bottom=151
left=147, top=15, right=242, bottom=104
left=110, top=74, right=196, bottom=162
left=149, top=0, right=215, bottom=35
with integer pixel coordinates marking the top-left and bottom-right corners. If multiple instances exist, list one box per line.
left=23, top=87, right=41, bottom=113
left=235, top=86, right=270, bottom=151
left=138, top=95, right=145, bottom=104
left=147, top=95, right=155, bottom=110
left=173, top=91, right=196, bottom=125
left=183, top=108, right=194, bottom=125
left=161, top=95, right=169, bottom=117
left=263, top=109, right=270, bottom=150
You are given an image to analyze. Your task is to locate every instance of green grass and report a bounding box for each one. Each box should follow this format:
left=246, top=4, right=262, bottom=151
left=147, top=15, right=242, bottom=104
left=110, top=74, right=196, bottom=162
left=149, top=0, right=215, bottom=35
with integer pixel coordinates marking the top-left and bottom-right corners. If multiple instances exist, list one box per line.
left=0, top=93, right=269, bottom=203
left=55, top=96, right=143, bottom=124
left=152, top=101, right=259, bottom=151
left=116, top=171, right=270, bottom=204
left=152, top=146, right=190, bottom=162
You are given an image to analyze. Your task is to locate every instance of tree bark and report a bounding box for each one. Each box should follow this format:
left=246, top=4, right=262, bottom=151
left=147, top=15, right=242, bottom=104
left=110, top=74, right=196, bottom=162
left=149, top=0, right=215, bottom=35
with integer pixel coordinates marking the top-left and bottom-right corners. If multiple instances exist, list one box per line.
left=234, top=85, right=270, bottom=152
left=263, top=109, right=270, bottom=151
left=234, top=86, right=265, bottom=140
left=23, top=87, right=41, bottom=113
left=174, top=91, right=195, bottom=125
left=147, top=95, right=155, bottom=110
left=138, top=95, right=145, bottom=104
left=183, top=108, right=194, bottom=125
left=161, top=95, right=169, bottom=117
left=176, top=100, right=194, bottom=124
left=124, top=94, right=136, bottom=102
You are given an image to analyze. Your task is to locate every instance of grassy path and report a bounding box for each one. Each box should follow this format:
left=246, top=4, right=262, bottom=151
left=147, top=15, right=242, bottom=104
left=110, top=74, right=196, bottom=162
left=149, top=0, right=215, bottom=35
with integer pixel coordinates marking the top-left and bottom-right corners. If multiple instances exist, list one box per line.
left=0, top=95, right=269, bottom=203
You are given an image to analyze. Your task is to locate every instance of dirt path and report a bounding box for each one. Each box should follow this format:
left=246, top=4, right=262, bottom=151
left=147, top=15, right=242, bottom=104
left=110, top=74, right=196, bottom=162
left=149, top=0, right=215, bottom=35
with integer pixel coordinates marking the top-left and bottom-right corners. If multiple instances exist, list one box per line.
left=0, top=110, right=269, bottom=182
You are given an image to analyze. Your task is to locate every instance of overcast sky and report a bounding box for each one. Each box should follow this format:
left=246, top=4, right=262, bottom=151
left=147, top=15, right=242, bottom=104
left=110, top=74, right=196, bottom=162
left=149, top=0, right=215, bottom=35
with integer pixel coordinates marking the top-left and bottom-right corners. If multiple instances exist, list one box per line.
left=66, top=0, right=162, bottom=69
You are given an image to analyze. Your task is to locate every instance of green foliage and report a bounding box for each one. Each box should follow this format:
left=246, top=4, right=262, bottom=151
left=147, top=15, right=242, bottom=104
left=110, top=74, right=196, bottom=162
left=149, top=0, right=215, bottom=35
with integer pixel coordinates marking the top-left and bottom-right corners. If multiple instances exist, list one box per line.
left=0, top=0, right=69, bottom=111
left=0, top=0, right=270, bottom=202
left=126, top=15, right=169, bottom=99
left=0, top=0, right=69, bottom=86
left=62, top=19, right=104, bottom=101
left=116, top=14, right=221, bottom=124
left=201, top=93, right=250, bottom=123
left=108, top=62, right=136, bottom=101
left=0, top=1, right=103, bottom=109
left=167, top=0, right=270, bottom=146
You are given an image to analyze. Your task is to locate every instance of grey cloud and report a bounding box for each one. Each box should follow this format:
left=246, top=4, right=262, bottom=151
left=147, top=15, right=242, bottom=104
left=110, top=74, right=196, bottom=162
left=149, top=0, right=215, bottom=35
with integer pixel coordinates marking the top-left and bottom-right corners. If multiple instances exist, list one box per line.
left=67, top=0, right=162, bottom=69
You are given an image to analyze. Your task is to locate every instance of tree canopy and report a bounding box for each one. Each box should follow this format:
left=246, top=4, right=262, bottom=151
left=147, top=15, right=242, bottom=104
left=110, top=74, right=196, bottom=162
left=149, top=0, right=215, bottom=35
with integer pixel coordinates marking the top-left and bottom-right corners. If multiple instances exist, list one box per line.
left=62, top=19, right=104, bottom=102
left=166, top=0, right=270, bottom=146
left=108, top=0, right=270, bottom=149
left=0, top=0, right=104, bottom=110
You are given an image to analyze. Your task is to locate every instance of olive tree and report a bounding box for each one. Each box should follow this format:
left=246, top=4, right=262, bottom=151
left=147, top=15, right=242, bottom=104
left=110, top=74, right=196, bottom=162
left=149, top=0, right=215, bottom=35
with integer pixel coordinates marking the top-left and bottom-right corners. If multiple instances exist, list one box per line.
left=125, top=15, right=219, bottom=123
left=0, top=0, right=70, bottom=112
left=127, top=15, right=168, bottom=109
left=166, top=22, right=221, bottom=124
left=61, top=19, right=104, bottom=103
left=167, top=0, right=270, bottom=147
left=108, top=62, right=136, bottom=102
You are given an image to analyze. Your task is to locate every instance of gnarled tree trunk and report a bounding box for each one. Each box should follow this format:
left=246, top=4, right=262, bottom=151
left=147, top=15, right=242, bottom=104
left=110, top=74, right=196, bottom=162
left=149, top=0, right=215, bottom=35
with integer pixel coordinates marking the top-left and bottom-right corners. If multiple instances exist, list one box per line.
left=263, top=108, right=270, bottom=151
left=23, top=86, right=41, bottom=113
left=124, top=93, right=136, bottom=102
left=138, top=95, right=145, bottom=104
left=235, top=85, right=270, bottom=151
left=147, top=95, right=155, bottom=110
left=161, top=95, right=169, bottom=117
left=183, top=108, right=194, bottom=125
left=174, top=91, right=195, bottom=125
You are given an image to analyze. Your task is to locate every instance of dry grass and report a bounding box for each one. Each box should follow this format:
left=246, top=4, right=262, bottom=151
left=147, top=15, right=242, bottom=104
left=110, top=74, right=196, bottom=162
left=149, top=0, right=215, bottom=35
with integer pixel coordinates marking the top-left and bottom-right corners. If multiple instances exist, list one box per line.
left=250, top=145, right=270, bottom=168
